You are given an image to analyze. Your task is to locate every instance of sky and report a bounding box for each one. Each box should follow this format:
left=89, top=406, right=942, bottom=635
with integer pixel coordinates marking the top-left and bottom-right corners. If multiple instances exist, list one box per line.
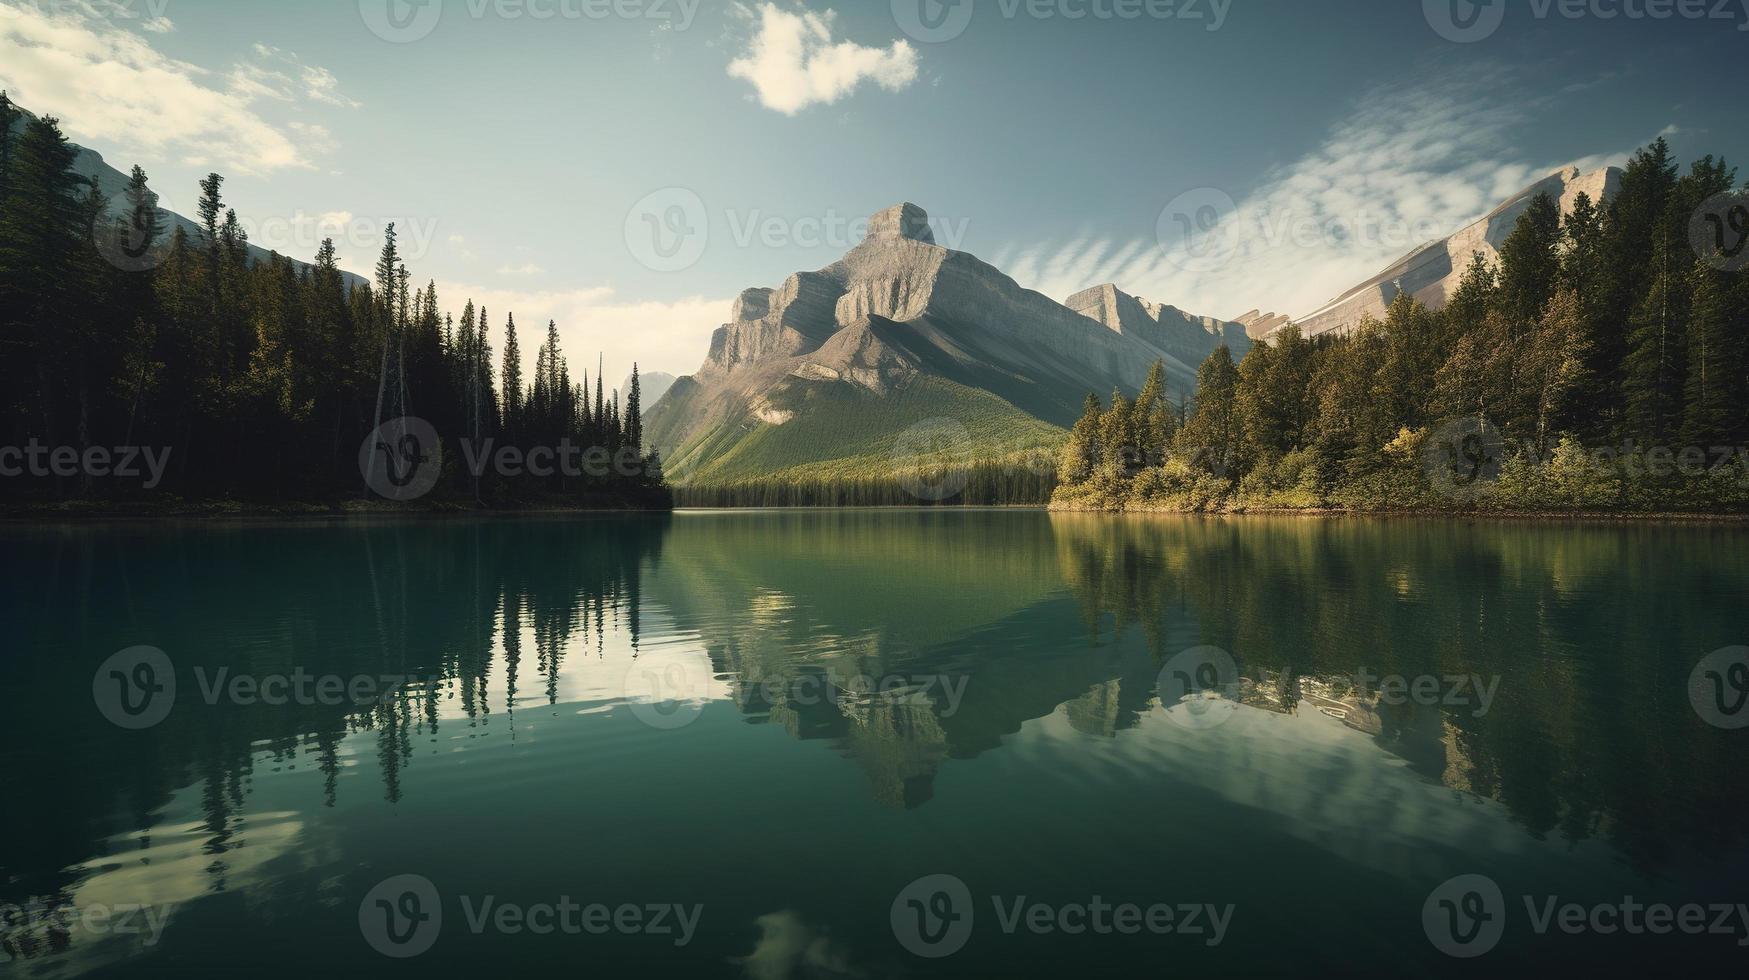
left=2, top=0, right=1746, bottom=387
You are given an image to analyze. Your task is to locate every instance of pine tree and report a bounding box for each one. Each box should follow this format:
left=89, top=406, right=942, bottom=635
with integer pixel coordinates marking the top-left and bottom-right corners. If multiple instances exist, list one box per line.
left=1681, top=267, right=1745, bottom=447
left=1594, top=138, right=1679, bottom=434
left=1058, top=393, right=1104, bottom=485
left=626, top=363, right=643, bottom=454
left=1522, top=290, right=1590, bottom=456
left=1622, top=226, right=1684, bottom=443
left=374, top=222, right=400, bottom=326
left=1442, top=252, right=1498, bottom=348
left=1379, top=292, right=1444, bottom=429
left=1098, top=389, right=1136, bottom=476
left=1177, top=346, right=1241, bottom=476
left=0, top=114, right=85, bottom=443
left=594, top=358, right=604, bottom=429
left=500, top=311, right=521, bottom=434
left=1495, top=193, right=1563, bottom=324
left=196, top=173, right=224, bottom=313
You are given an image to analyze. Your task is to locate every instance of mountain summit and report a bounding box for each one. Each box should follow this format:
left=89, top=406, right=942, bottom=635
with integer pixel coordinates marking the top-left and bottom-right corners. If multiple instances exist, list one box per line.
left=645, top=203, right=1249, bottom=496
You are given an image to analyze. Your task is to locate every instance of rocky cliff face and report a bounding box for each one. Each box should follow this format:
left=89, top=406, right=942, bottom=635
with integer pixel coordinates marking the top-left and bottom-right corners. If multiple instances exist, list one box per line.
left=1290, top=165, right=1622, bottom=338
left=1065, top=283, right=1250, bottom=376
left=648, top=203, right=1247, bottom=483
left=1234, top=309, right=1292, bottom=341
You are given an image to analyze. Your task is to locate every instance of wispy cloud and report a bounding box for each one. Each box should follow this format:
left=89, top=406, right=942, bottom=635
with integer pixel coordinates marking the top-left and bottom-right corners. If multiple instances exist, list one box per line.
left=301, top=65, right=361, bottom=109
left=999, top=68, right=1628, bottom=322
left=726, top=3, right=918, bottom=115
left=0, top=5, right=353, bottom=175
left=238, top=45, right=363, bottom=109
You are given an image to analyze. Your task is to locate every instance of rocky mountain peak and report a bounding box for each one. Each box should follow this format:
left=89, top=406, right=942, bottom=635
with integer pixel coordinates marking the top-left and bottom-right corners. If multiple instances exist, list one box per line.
left=732, top=287, right=774, bottom=323
left=649, top=199, right=1255, bottom=485
left=865, top=203, right=935, bottom=245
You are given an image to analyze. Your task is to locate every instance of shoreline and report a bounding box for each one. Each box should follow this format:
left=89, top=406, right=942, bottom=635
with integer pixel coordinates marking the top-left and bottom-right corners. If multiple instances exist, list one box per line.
left=0, top=499, right=674, bottom=525
left=1046, top=501, right=1749, bottom=524
left=5, top=499, right=1747, bottom=525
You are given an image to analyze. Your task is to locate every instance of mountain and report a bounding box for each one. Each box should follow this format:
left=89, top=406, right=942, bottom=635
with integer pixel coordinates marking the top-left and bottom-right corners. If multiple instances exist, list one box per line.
left=1287, top=165, right=1622, bottom=338
left=626, top=371, right=677, bottom=413
left=6, top=104, right=368, bottom=290
left=645, top=203, right=1249, bottom=494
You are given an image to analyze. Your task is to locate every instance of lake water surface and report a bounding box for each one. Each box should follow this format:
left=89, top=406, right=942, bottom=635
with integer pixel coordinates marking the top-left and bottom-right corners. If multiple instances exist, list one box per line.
left=3, top=511, right=1747, bottom=976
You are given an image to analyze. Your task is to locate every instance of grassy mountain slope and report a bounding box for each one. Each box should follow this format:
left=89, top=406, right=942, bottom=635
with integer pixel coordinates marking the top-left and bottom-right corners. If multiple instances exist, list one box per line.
left=664, top=374, right=1062, bottom=488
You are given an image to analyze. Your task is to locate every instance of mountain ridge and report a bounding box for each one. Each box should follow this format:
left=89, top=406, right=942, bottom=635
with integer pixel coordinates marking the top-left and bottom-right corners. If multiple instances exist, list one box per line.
left=1287, top=164, right=1623, bottom=338
left=646, top=202, right=1250, bottom=493
left=5, top=102, right=369, bottom=291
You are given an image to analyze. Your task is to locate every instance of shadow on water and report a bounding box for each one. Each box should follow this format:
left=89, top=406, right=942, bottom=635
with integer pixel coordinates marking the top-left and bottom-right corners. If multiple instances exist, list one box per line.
left=0, top=516, right=670, bottom=945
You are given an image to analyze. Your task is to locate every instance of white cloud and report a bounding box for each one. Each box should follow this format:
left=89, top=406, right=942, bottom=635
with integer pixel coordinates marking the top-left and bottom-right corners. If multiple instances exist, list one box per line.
left=0, top=3, right=345, bottom=175
left=496, top=262, right=546, bottom=277
left=1002, top=69, right=1626, bottom=323
left=727, top=3, right=918, bottom=115
left=244, top=45, right=362, bottom=109
left=301, top=65, right=361, bottom=109
left=434, top=284, right=732, bottom=397
left=226, top=61, right=295, bottom=102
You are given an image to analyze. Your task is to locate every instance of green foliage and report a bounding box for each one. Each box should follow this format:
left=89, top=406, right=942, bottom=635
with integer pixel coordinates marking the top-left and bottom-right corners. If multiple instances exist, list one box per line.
left=0, top=100, right=666, bottom=508
left=1053, top=138, right=1749, bottom=515
left=669, top=376, right=1063, bottom=506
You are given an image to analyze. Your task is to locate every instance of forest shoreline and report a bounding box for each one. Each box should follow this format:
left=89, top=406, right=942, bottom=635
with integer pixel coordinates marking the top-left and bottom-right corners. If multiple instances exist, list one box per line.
left=0, top=497, right=674, bottom=523
left=1047, top=500, right=1749, bottom=523
left=9, top=497, right=1746, bottom=524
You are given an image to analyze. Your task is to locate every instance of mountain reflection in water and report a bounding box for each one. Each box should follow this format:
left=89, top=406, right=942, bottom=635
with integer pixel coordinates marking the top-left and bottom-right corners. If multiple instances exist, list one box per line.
left=3, top=511, right=1746, bottom=976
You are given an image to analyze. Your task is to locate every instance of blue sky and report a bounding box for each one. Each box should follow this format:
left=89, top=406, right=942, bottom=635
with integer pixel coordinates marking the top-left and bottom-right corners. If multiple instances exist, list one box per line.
left=2, top=0, right=1745, bottom=384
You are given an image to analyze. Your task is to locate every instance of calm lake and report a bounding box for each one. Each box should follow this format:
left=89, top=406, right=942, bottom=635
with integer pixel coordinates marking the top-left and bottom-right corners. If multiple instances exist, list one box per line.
left=3, top=510, right=1747, bottom=976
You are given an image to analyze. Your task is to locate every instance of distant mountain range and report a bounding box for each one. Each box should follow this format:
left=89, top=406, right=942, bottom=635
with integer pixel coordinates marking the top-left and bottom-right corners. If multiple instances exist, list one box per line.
left=644, top=203, right=1250, bottom=491
left=7, top=105, right=369, bottom=291
left=648, top=165, right=1627, bottom=495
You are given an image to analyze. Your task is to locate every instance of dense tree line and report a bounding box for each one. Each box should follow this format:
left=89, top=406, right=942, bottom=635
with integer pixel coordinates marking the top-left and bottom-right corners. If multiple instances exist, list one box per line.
left=0, top=95, right=666, bottom=508
left=674, top=461, right=1056, bottom=507
left=1057, top=139, right=1749, bottom=512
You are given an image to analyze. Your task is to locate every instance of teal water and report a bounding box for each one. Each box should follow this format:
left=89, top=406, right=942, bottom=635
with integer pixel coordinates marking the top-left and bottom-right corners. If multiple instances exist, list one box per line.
left=3, top=511, right=1748, bottom=976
